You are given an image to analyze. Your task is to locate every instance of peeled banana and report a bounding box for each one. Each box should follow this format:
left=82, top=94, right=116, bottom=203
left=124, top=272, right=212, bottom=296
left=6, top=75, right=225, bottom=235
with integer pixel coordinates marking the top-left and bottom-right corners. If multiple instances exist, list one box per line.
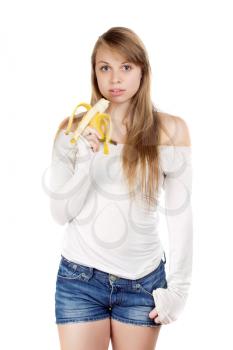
left=65, top=98, right=113, bottom=155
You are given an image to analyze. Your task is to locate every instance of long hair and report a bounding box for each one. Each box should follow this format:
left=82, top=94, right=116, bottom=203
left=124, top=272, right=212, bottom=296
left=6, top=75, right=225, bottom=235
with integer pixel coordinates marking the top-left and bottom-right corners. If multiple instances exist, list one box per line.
left=54, top=26, right=173, bottom=211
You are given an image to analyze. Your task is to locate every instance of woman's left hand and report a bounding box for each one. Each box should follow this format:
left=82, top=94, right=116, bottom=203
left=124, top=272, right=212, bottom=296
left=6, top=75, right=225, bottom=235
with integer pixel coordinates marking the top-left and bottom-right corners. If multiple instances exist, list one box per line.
left=148, top=307, right=160, bottom=324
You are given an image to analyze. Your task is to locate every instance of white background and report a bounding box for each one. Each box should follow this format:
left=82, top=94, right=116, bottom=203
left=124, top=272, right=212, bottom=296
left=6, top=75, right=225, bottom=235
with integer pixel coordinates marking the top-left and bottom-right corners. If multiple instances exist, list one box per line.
left=1, top=0, right=232, bottom=349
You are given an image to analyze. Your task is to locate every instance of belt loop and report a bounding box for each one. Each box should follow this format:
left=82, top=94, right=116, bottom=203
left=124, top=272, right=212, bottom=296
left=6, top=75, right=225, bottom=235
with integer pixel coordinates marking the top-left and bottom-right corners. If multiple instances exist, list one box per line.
left=162, top=251, right=166, bottom=264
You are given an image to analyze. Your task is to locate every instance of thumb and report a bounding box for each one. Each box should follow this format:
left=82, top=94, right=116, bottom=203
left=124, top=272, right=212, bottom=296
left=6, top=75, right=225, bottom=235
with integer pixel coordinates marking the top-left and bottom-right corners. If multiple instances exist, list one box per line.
left=149, top=308, right=158, bottom=319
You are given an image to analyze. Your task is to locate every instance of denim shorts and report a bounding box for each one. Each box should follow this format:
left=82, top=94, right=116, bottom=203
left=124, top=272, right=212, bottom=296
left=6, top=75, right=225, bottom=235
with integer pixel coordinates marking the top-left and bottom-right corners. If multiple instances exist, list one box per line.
left=55, top=253, right=167, bottom=328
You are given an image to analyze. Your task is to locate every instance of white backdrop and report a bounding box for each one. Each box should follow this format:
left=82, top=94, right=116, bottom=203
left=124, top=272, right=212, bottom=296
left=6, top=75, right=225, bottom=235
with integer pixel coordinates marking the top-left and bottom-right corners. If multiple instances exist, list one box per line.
left=1, top=0, right=232, bottom=349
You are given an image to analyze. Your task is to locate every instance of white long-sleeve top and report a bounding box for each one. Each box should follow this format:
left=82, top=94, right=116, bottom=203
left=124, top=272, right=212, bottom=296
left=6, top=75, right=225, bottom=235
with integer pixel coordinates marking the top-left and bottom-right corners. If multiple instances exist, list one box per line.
left=48, top=129, right=193, bottom=325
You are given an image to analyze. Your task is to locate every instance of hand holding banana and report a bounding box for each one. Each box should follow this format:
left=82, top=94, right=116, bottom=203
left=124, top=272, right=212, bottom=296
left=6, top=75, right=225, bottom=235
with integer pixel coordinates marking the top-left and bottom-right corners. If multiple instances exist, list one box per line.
left=64, top=98, right=112, bottom=154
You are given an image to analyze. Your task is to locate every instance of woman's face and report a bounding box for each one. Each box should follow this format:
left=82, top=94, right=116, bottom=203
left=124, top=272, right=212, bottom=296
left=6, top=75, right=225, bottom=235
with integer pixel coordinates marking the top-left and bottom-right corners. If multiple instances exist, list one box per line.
left=95, top=46, right=142, bottom=105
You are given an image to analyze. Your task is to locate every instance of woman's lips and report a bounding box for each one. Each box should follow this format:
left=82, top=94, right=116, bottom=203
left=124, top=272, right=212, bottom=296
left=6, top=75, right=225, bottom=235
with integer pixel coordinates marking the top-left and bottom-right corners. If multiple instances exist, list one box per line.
left=109, top=89, right=125, bottom=96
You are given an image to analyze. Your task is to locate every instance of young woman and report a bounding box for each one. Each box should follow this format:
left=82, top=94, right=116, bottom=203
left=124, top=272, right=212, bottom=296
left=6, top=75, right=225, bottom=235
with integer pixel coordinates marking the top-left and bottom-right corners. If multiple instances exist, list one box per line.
left=49, top=27, right=193, bottom=350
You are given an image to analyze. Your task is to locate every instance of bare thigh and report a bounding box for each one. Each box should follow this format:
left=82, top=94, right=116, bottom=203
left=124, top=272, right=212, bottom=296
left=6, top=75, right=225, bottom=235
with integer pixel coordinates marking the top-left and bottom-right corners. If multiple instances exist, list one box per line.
left=57, top=317, right=111, bottom=350
left=110, top=319, right=162, bottom=350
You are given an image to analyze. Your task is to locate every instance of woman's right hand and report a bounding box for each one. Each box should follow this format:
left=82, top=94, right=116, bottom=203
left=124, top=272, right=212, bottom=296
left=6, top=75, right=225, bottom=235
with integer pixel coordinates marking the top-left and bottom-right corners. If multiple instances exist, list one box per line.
left=82, top=126, right=102, bottom=153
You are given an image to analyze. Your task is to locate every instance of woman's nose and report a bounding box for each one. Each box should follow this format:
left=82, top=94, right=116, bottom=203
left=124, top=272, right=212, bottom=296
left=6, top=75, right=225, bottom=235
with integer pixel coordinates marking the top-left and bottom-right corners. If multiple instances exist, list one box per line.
left=110, top=71, right=121, bottom=84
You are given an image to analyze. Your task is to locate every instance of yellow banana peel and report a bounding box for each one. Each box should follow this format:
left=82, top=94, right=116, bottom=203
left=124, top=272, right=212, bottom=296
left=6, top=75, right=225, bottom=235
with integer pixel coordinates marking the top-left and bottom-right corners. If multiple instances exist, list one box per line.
left=65, top=98, right=112, bottom=155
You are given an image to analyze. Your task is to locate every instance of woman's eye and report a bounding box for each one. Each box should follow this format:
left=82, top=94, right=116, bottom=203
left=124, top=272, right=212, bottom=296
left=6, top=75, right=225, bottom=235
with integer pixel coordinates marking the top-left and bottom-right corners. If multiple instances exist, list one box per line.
left=100, top=65, right=109, bottom=72
left=123, top=64, right=132, bottom=71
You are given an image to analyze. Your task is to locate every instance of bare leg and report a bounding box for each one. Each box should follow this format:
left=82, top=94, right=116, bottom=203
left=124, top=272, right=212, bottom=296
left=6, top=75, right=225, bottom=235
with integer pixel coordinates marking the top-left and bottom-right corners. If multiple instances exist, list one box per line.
left=57, top=317, right=111, bottom=350
left=110, top=318, right=162, bottom=350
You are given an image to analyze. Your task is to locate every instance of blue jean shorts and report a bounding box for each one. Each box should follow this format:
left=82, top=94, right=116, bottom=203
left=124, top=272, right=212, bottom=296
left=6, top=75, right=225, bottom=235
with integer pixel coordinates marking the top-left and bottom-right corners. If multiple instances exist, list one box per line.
left=55, top=253, right=167, bottom=328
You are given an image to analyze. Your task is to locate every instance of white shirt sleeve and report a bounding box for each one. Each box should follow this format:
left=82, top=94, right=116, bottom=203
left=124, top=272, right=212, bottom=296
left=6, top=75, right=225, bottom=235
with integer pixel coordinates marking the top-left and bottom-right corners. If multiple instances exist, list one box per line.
left=152, top=146, right=193, bottom=324
left=48, top=130, right=94, bottom=225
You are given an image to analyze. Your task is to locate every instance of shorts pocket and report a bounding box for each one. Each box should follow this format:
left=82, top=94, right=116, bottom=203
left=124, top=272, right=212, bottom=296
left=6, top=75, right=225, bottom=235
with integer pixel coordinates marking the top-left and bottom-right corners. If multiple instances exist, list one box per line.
left=139, top=277, right=168, bottom=296
left=136, top=260, right=167, bottom=297
left=57, top=255, right=93, bottom=280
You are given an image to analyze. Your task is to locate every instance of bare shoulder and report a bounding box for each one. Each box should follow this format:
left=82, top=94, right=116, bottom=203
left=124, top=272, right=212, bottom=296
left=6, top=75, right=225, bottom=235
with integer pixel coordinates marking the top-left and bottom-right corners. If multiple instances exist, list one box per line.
left=157, top=111, right=191, bottom=147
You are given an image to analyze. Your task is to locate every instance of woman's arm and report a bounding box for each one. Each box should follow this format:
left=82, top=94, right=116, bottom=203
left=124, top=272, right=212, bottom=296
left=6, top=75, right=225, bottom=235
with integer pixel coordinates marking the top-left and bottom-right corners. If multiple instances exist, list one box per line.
left=48, top=129, right=94, bottom=225
left=151, top=117, right=193, bottom=324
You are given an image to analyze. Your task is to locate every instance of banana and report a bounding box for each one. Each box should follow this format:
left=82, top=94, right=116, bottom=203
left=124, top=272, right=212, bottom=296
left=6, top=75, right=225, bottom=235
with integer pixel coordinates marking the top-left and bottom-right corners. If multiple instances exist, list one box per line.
left=65, top=98, right=112, bottom=154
